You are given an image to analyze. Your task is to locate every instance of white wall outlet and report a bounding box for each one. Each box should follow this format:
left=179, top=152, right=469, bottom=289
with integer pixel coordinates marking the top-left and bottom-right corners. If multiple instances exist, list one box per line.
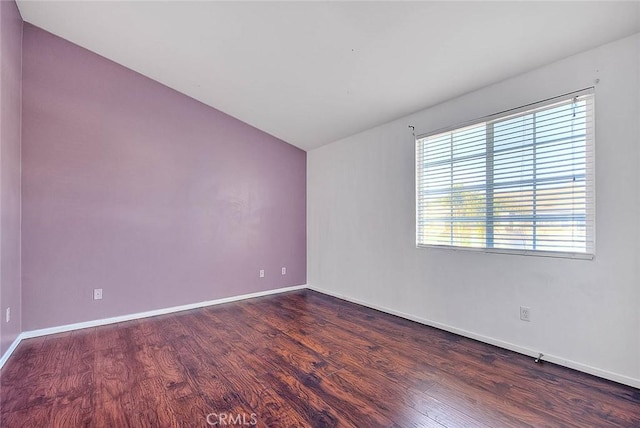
left=5, top=307, right=10, bottom=323
left=93, top=288, right=103, bottom=300
left=259, top=270, right=265, bottom=278
left=281, top=267, right=286, bottom=275
left=520, top=306, right=531, bottom=322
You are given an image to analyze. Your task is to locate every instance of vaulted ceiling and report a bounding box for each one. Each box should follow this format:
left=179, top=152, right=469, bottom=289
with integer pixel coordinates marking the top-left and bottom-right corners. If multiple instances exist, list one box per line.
left=16, top=1, right=640, bottom=150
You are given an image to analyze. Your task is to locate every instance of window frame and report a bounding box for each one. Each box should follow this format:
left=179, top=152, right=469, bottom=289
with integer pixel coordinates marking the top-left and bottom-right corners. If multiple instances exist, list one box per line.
left=415, top=88, right=595, bottom=260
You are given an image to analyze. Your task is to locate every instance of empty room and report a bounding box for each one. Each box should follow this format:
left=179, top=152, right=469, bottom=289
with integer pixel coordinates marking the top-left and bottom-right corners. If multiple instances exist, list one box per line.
left=1, top=1, right=639, bottom=426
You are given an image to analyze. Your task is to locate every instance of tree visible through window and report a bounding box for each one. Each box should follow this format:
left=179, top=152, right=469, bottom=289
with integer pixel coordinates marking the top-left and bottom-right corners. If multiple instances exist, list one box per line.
left=416, top=90, right=595, bottom=257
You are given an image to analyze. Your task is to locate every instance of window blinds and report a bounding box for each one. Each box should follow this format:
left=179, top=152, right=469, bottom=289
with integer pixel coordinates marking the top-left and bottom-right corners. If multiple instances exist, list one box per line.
left=416, top=89, right=595, bottom=258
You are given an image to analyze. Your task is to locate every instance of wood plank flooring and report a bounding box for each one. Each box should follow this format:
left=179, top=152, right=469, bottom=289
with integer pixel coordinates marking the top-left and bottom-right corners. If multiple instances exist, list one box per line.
left=2, top=290, right=639, bottom=427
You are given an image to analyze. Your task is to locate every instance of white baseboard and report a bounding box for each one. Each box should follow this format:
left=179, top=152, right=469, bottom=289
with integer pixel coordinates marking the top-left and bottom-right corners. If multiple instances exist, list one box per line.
left=307, top=285, right=640, bottom=389
left=0, top=284, right=306, bottom=369
left=4, top=283, right=639, bottom=389
left=0, top=334, right=24, bottom=369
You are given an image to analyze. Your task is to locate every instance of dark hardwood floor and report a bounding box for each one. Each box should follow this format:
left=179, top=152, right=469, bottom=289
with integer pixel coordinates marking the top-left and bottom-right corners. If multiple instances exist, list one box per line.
left=1, top=290, right=639, bottom=427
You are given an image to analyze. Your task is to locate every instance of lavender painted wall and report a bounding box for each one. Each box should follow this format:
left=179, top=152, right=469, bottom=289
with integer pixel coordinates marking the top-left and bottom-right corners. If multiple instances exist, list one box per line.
left=21, top=24, right=306, bottom=331
left=0, top=0, right=22, bottom=355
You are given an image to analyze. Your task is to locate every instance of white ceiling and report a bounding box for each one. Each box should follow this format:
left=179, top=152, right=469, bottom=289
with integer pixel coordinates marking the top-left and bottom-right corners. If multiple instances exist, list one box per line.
left=16, top=1, right=640, bottom=151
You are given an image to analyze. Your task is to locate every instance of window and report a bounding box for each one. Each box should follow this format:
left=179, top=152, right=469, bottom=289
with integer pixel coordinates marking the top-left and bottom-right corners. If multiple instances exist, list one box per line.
left=416, top=89, right=595, bottom=258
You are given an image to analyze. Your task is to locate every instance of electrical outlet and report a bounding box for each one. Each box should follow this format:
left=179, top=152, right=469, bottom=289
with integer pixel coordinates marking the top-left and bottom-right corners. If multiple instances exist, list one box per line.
left=520, top=306, right=531, bottom=322
left=259, top=270, right=265, bottom=278
left=93, top=288, right=103, bottom=300
left=5, top=307, right=10, bottom=323
left=281, top=267, right=286, bottom=275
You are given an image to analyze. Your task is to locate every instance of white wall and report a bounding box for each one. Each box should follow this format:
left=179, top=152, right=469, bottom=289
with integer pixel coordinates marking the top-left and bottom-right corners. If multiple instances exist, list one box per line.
left=308, top=34, right=640, bottom=387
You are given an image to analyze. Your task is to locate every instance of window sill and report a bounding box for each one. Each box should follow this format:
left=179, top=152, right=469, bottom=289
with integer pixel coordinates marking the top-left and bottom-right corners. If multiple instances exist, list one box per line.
left=416, top=243, right=595, bottom=260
